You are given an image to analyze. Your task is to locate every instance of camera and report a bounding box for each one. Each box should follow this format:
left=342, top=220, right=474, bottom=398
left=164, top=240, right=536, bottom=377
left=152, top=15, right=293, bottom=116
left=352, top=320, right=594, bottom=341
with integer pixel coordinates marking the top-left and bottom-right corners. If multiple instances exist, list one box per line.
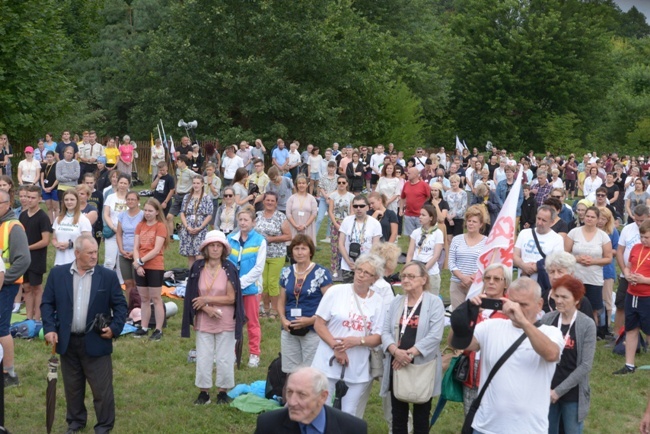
left=480, top=298, right=503, bottom=310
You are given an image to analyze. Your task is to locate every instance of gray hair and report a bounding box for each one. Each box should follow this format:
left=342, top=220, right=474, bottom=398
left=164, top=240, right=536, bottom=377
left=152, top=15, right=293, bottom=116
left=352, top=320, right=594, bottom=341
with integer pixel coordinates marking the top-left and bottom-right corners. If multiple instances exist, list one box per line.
left=74, top=233, right=98, bottom=252
left=122, top=135, right=130, bottom=142
left=634, top=204, right=650, bottom=217
left=291, top=367, right=329, bottom=394
left=537, top=204, right=557, bottom=221
left=401, top=261, right=431, bottom=290
left=483, top=263, right=512, bottom=289
left=545, top=251, right=576, bottom=275
left=355, top=254, right=385, bottom=281
left=537, top=170, right=548, bottom=178
left=508, top=276, right=541, bottom=299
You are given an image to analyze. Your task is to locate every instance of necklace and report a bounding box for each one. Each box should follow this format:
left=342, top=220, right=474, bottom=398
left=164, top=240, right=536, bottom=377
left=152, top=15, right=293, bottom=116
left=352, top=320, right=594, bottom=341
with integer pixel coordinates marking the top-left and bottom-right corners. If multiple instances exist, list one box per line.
left=203, top=262, right=222, bottom=291
left=294, top=262, right=314, bottom=277
left=635, top=246, right=650, bottom=271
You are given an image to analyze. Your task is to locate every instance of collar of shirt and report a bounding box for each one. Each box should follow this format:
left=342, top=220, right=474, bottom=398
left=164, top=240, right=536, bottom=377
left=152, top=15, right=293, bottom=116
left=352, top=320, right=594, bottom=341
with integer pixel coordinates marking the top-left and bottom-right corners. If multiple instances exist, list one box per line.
left=70, top=261, right=95, bottom=277
left=299, top=406, right=326, bottom=434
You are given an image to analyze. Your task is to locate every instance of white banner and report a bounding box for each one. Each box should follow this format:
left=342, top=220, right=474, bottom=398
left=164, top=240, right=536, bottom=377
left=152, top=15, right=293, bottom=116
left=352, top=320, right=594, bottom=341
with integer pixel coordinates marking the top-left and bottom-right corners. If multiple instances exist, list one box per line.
left=466, top=166, right=523, bottom=299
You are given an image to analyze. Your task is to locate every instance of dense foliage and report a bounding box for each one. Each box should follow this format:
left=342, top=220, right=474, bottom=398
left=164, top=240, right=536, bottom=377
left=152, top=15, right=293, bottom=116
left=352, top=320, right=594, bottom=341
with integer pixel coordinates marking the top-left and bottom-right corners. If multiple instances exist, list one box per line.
left=1, top=0, right=650, bottom=154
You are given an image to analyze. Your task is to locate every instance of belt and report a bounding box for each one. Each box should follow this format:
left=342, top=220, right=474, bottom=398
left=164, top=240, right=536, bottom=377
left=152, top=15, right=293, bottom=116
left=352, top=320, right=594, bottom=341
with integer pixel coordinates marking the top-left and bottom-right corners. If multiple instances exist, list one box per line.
left=70, top=332, right=86, bottom=338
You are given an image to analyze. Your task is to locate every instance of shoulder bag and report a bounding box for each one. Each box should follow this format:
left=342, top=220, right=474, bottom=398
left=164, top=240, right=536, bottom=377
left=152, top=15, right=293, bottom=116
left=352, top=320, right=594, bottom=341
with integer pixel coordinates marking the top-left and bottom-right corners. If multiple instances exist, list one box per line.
left=352, top=292, right=384, bottom=379
left=461, top=324, right=539, bottom=434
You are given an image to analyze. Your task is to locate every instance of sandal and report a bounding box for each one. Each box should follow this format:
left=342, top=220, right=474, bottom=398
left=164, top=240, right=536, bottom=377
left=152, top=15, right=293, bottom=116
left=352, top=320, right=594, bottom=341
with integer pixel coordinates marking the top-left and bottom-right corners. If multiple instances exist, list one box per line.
left=267, top=311, right=279, bottom=320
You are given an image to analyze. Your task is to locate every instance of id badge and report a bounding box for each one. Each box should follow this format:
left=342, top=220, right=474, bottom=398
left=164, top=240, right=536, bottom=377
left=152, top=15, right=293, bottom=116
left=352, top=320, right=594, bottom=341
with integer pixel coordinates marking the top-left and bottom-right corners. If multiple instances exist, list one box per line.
left=298, top=211, right=305, bottom=217
left=291, top=308, right=302, bottom=317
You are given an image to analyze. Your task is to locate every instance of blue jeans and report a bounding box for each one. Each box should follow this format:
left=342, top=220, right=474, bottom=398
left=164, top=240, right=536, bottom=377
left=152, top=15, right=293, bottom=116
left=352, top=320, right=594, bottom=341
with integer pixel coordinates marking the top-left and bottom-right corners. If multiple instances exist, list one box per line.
left=0, top=284, right=20, bottom=336
left=315, top=197, right=330, bottom=238
left=549, top=401, right=583, bottom=434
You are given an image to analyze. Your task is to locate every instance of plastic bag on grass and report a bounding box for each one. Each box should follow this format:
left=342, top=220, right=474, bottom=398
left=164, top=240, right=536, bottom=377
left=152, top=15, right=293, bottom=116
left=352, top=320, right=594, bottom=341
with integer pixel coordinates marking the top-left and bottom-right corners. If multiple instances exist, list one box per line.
left=230, top=394, right=280, bottom=414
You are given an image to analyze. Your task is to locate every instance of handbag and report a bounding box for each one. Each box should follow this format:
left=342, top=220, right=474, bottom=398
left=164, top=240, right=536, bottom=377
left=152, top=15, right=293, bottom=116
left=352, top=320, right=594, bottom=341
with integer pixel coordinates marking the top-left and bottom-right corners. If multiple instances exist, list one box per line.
left=460, top=325, right=538, bottom=434
left=441, top=355, right=464, bottom=402
left=393, top=358, right=436, bottom=404
left=352, top=291, right=384, bottom=379
left=102, top=224, right=115, bottom=239
left=453, top=353, right=470, bottom=382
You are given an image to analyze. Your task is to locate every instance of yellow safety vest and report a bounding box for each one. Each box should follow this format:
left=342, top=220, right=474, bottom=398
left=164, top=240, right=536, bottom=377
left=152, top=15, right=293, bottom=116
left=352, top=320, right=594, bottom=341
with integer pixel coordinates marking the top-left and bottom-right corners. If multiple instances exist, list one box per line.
left=0, top=219, right=24, bottom=284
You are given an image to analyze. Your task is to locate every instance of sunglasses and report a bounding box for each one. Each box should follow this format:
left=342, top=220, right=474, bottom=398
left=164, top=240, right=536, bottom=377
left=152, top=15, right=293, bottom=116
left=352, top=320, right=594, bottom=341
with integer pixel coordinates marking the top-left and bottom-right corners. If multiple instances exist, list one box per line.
left=596, top=194, right=606, bottom=197
left=223, top=194, right=233, bottom=197
left=417, top=233, right=427, bottom=248
left=551, top=195, right=562, bottom=199
left=352, top=204, right=367, bottom=209
left=338, top=181, right=347, bottom=185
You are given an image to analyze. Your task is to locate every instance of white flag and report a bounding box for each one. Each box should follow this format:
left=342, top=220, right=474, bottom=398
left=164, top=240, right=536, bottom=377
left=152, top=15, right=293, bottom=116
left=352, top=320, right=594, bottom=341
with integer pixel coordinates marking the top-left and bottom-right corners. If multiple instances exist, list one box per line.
left=169, top=135, right=176, bottom=162
left=456, top=136, right=464, bottom=154
left=466, top=166, right=524, bottom=300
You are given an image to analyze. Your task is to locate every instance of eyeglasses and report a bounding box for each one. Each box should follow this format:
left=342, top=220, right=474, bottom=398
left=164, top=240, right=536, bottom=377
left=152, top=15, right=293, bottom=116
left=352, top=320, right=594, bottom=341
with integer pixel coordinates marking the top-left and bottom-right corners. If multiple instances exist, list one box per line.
left=338, top=181, right=347, bottom=185
left=400, top=273, right=421, bottom=281
left=551, top=195, right=562, bottom=199
left=223, top=194, right=233, bottom=197
left=484, top=276, right=504, bottom=282
left=596, top=194, right=606, bottom=197
left=352, top=204, right=367, bottom=209
left=356, top=269, right=375, bottom=278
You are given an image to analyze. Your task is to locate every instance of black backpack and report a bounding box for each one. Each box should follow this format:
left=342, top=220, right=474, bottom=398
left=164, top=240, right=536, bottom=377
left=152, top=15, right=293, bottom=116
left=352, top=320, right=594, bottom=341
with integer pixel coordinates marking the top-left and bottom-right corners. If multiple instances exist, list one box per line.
left=264, top=353, right=287, bottom=402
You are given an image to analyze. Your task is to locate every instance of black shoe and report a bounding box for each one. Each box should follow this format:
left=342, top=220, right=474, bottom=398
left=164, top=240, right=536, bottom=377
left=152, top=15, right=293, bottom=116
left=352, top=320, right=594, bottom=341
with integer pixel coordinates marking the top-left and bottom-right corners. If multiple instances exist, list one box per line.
left=65, top=429, right=80, bottom=434
left=194, top=391, right=211, bottom=405
left=216, top=391, right=232, bottom=405
left=613, top=365, right=636, bottom=375
left=149, top=329, right=163, bottom=341
left=133, top=327, right=149, bottom=338
left=3, top=372, right=19, bottom=388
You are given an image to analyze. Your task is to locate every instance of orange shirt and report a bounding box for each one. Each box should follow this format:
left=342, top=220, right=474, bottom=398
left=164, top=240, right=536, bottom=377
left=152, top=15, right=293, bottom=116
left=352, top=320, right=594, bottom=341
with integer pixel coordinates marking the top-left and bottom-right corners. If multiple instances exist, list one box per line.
left=628, top=243, right=650, bottom=297
left=135, top=221, right=167, bottom=270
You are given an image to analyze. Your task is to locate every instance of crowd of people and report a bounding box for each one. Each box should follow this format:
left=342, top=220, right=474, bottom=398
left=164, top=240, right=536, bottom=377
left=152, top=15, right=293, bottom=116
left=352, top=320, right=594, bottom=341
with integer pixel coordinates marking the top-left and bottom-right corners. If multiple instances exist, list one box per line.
left=1, top=131, right=650, bottom=433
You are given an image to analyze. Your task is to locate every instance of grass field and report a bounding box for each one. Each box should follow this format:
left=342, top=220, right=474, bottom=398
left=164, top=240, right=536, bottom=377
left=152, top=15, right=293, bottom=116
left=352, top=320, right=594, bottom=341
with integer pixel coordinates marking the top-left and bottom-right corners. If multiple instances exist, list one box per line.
left=4, top=195, right=650, bottom=433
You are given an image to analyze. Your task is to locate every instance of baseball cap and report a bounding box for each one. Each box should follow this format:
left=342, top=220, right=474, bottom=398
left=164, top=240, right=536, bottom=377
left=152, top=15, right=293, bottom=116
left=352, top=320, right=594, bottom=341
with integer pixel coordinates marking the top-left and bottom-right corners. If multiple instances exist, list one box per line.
left=450, top=301, right=480, bottom=349
left=24, top=146, right=34, bottom=153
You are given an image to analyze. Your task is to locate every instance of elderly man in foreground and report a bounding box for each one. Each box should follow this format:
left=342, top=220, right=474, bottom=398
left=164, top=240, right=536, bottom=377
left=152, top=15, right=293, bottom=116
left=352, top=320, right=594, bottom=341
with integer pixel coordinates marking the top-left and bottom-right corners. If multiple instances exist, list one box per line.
left=449, top=277, right=564, bottom=434
left=254, top=367, right=367, bottom=434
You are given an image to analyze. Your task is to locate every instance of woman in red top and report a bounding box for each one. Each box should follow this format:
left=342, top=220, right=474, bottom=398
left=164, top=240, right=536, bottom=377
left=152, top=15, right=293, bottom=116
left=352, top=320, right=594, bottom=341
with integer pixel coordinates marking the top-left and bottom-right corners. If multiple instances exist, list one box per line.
left=618, top=219, right=650, bottom=374
left=133, top=198, right=169, bottom=341
left=460, top=263, right=510, bottom=415
left=117, top=135, right=134, bottom=176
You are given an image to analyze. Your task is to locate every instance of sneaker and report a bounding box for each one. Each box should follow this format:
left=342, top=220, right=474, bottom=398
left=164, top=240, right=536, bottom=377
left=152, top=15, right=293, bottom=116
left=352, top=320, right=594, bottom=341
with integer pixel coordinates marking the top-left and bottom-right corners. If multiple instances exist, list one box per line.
left=320, top=237, right=331, bottom=243
left=133, top=327, right=149, bottom=338
left=248, top=354, right=260, bottom=368
left=613, top=365, right=636, bottom=375
left=332, top=272, right=338, bottom=279
left=194, top=391, right=211, bottom=405
left=216, top=391, right=232, bottom=405
left=3, top=372, right=19, bottom=388
left=12, top=303, right=20, bottom=313
left=149, top=329, right=163, bottom=341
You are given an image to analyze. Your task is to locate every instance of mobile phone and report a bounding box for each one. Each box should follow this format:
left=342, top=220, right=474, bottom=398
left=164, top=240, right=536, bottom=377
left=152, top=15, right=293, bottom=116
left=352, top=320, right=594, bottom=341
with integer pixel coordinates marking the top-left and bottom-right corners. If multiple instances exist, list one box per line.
left=481, top=298, right=503, bottom=310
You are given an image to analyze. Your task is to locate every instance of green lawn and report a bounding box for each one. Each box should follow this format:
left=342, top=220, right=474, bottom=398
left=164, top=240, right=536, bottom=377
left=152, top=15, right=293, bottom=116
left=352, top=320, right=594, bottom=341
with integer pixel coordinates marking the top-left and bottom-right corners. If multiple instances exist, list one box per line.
left=4, top=198, right=650, bottom=433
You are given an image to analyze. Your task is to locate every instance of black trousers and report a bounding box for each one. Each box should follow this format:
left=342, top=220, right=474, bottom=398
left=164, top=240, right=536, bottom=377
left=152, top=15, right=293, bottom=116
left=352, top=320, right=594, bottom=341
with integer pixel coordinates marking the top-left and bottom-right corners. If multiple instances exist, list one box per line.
left=391, top=392, right=432, bottom=434
left=61, top=335, right=115, bottom=434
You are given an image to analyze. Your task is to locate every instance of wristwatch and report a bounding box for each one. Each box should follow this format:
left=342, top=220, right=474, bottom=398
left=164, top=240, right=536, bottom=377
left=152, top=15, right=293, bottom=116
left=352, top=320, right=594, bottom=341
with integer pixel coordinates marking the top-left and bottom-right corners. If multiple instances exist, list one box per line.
left=360, top=337, right=365, bottom=346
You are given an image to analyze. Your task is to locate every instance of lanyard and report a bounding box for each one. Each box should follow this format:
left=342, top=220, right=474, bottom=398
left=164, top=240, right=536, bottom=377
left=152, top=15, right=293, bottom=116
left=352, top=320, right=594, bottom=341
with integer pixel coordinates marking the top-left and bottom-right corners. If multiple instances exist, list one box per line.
left=635, top=246, right=650, bottom=272
left=399, top=294, right=423, bottom=344
left=292, top=263, right=313, bottom=306
left=557, top=310, right=578, bottom=347
left=353, top=217, right=367, bottom=244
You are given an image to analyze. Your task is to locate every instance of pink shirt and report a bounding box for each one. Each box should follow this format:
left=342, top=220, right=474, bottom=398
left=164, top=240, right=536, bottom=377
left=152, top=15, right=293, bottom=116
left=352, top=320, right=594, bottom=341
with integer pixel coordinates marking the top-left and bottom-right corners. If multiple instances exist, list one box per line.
left=195, top=267, right=235, bottom=333
left=119, top=144, right=134, bottom=163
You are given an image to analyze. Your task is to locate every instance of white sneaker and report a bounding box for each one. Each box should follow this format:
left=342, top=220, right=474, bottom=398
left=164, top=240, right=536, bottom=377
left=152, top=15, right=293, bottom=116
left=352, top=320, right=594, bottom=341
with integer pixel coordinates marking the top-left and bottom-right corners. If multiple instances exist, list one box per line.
left=320, top=237, right=331, bottom=243
left=12, top=303, right=20, bottom=313
left=332, top=272, right=338, bottom=279
left=248, top=354, right=260, bottom=368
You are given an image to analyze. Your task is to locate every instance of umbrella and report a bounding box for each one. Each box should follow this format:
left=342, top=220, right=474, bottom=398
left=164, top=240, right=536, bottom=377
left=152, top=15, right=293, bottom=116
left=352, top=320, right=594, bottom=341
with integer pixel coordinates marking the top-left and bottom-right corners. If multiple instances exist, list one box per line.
left=46, top=344, right=58, bottom=434
left=328, top=356, right=348, bottom=410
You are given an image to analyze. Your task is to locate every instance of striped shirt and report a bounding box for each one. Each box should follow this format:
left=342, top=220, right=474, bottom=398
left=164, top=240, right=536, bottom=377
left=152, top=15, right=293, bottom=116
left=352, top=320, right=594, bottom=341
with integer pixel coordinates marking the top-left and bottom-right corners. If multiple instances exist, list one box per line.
left=448, top=234, right=487, bottom=283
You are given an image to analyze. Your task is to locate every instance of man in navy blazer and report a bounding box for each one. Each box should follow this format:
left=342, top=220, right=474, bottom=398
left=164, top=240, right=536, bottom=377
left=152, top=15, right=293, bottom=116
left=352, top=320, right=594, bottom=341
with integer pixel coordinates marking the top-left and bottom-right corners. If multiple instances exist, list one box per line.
left=41, top=234, right=127, bottom=434
left=254, top=367, right=367, bottom=434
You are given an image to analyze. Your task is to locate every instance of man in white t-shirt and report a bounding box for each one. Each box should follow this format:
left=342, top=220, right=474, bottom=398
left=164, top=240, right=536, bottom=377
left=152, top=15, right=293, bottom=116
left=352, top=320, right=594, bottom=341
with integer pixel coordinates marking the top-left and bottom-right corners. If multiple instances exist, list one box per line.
left=369, top=145, right=385, bottom=188
left=221, top=145, right=244, bottom=186
left=451, top=277, right=564, bottom=434
left=338, top=196, right=382, bottom=283
left=514, top=205, right=564, bottom=282
left=614, top=204, right=650, bottom=336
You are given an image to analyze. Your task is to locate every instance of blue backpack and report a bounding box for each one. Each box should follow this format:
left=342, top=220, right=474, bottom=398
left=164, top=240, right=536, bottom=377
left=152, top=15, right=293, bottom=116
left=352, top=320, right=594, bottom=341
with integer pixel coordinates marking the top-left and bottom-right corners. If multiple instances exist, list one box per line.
left=613, top=327, right=647, bottom=356
left=10, top=319, right=42, bottom=339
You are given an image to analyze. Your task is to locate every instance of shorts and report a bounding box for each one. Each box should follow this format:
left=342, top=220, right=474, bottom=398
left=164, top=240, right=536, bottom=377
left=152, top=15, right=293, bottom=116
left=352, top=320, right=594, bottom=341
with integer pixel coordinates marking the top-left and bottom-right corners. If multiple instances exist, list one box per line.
left=135, top=269, right=165, bottom=288
left=42, top=189, right=59, bottom=201
left=445, top=218, right=465, bottom=237
left=371, top=174, right=379, bottom=185
left=310, top=172, right=320, bottom=181
left=169, top=193, right=188, bottom=216
left=0, top=284, right=20, bottom=336
left=624, top=294, right=650, bottom=334
left=584, top=284, right=604, bottom=311
left=615, top=277, right=628, bottom=309
left=119, top=255, right=135, bottom=281
left=23, top=270, right=44, bottom=286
